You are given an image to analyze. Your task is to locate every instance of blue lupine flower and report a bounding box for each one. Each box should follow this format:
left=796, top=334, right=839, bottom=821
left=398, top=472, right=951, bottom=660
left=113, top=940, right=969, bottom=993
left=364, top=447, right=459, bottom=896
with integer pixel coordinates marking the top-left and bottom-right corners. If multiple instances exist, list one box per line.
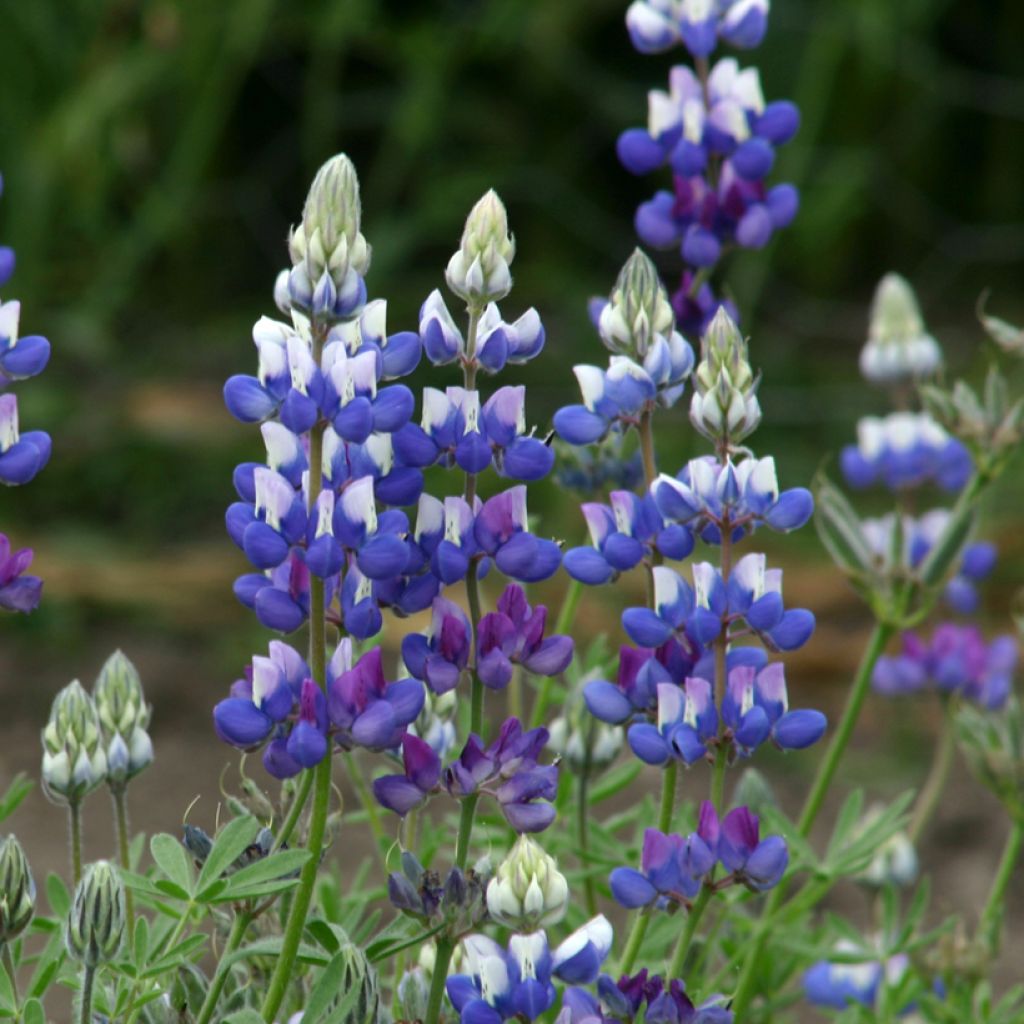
left=627, top=679, right=719, bottom=765
left=0, top=300, right=51, bottom=384
left=332, top=475, right=410, bottom=580
left=445, top=717, right=558, bottom=833
left=322, top=344, right=414, bottom=444
left=0, top=533, right=42, bottom=613
left=402, top=595, right=473, bottom=694
left=651, top=454, right=812, bottom=544
left=327, top=640, right=424, bottom=751
left=0, top=393, right=51, bottom=486
left=476, top=583, right=574, bottom=690
left=235, top=552, right=314, bottom=633
left=447, top=922, right=613, bottom=1024
left=213, top=650, right=304, bottom=753
left=721, top=662, right=826, bottom=754
left=944, top=540, right=996, bottom=614
left=725, top=553, right=816, bottom=651
left=553, top=437, right=645, bottom=497
left=804, top=944, right=908, bottom=1011
left=873, top=624, right=1018, bottom=710
left=713, top=804, right=788, bottom=891
left=563, top=492, right=694, bottom=585
left=840, top=412, right=971, bottom=492
left=583, top=639, right=716, bottom=725
left=474, top=486, right=562, bottom=584
left=372, top=732, right=442, bottom=815
left=625, top=0, right=769, bottom=57
left=609, top=824, right=713, bottom=909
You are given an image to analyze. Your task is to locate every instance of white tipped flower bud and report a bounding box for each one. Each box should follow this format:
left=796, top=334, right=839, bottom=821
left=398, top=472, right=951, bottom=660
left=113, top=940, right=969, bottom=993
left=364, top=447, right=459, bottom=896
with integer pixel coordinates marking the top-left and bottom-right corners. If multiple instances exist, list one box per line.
left=599, top=248, right=675, bottom=358
left=288, top=154, right=371, bottom=307
left=41, top=681, right=108, bottom=804
left=93, top=650, right=153, bottom=787
left=66, top=861, right=125, bottom=967
left=0, top=835, right=35, bottom=942
left=549, top=681, right=623, bottom=774
left=486, top=834, right=569, bottom=931
left=860, top=273, right=942, bottom=385
left=690, top=307, right=761, bottom=447
left=856, top=805, right=918, bottom=888
left=446, top=190, right=515, bottom=305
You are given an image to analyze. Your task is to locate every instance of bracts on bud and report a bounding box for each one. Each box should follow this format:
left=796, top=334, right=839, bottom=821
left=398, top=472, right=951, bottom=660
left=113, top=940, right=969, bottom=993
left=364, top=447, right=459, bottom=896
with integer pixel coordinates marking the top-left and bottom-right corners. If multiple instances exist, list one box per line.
left=0, top=835, right=35, bottom=942
left=93, top=650, right=153, bottom=788
left=446, top=190, right=516, bottom=306
left=66, top=860, right=125, bottom=968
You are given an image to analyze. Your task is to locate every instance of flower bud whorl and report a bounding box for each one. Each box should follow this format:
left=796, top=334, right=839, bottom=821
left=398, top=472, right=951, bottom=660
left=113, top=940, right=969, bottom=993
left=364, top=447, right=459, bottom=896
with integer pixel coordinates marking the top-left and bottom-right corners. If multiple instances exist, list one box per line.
left=0, top=834, right=35, bottom=941
left=599, top=248, right=675, bottom=358
left=446, top=190, right=516, bottom=305
left=860, top=273, right=942, bottom=385
left=486, top=833, right=569, bottom=930
left=93, top=649, right=154, bottom=787
left=66, top=860, right=125, bottom=967
left=41, top=680, right=108, bottom=805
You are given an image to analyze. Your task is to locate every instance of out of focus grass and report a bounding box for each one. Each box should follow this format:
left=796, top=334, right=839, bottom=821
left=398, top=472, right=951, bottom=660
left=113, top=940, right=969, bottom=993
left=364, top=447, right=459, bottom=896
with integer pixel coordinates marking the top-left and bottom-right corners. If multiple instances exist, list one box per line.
left=0, top=0, right=1022, bottom=680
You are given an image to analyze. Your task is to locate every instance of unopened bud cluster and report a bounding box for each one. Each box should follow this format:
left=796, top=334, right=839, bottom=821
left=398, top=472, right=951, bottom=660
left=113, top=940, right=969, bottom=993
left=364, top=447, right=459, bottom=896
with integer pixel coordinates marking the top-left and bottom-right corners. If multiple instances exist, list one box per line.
left=388, top=850, right=489, bottom=933
left=93, top=650, right=153, bottom=787
left=690, top=306, right=762, bottom=447
left=0, top=834, right=35, bottom=941
left=485, top=834, right=569, bottom=931
left=859, top=273, right=942, bottom=385
left=598, top=249, right=675, bottom=361
left=66, top=860, right=126, bottom=967
left=446, top=190, right=516, bottom=305
left=549, top=683, right=623, bottom=774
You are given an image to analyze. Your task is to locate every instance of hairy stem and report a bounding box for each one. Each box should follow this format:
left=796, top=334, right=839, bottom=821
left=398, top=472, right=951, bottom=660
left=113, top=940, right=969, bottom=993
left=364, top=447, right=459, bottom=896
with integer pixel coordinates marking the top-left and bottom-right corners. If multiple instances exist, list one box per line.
left=667, top=884, right=713, bottom=979
left=111, top=786, right=135, bottom=938
left=69, top=799, right=83, bottom=887
left=273, top=770, right=314, bottom=852
left=79, top=966, right=95, bottom=1024
left=578, top=721, right=598, bottom=917
left=261, top=321, right=331, bottom=1024
left=195, top=911, right=251, bottom=1024
left=1, top=943, right=17, bottom=1005
left=907, top=705, right=956, bottom=844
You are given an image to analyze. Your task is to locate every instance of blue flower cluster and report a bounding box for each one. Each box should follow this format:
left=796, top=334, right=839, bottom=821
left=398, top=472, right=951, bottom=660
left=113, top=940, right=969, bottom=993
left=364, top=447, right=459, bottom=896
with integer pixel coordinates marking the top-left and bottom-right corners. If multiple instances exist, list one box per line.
left=616, top=2, right=797, bottom=335
left=0, top=173, right=52, bottom=614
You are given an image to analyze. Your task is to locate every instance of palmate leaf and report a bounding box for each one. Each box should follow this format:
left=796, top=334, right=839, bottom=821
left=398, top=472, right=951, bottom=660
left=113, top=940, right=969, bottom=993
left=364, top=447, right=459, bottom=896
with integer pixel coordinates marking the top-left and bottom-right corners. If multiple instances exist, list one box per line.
left=150, top=833, right=195, bottom=898
left=303, top=952, right=364, bottom=1024
left=195, top=815, right=262, bottom=896
left=0, top=774, right=32, bottom=823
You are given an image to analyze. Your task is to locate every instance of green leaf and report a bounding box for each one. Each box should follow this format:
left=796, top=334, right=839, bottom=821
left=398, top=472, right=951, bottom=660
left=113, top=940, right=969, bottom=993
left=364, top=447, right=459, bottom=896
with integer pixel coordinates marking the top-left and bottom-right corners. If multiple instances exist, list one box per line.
left=589, top=759, right=643, bottom=803
left=218, top=848, right=310, bottom=896
left=133, top=914, right=150, bottom=968
left=196, top=816, right=261, bottom=897
left=45, top=873, right=70, bottom=918
left=150, top=833, right=194, bottom=898
left=0, top=774, right=32, bottom=823
left=21, top=998, right=45, bottom=1024
left=27, top=929, right=65, bottom=999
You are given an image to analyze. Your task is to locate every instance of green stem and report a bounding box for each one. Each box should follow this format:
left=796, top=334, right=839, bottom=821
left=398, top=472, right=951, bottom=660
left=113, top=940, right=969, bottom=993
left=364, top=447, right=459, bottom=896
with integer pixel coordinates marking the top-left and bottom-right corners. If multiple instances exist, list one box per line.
left=554, top=577, right=583, bottom=636
left=710, top=745, right=728, bottom=812
left=424, top=937, right=455, bottom=1024
left=578, top=722, right=597, bottom=917
left=195, top=911, right=251, bottom=1024
left=2, top=943, right=17, bottom=1006
left=618, top=761, right=679, bottom=974
left=79, top=966, right=94, bottom=1024
left=976, top=818, right=1023, bottom=955
left=261, top=320, right=331, bottom=1024
left=667, top=884, right=713, bottom=979
left=111, top=786, right=135, bottom=938
left=638, top=408, right=657, bottom=485
left=69, top=800, right=83, bottom=887
left=273, top=769, right=314, bottom=852
left=907, top=705, right=957, bottom=844
left=730, top=619, right=895, bottom=1018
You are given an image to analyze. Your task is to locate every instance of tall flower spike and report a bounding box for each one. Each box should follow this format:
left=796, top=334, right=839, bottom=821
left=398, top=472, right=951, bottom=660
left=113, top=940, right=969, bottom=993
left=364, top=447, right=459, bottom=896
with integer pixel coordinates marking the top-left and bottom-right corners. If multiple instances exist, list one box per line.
left=860, top=273, right=942, bottom=385
left=446, top=190, right=516, bottom=305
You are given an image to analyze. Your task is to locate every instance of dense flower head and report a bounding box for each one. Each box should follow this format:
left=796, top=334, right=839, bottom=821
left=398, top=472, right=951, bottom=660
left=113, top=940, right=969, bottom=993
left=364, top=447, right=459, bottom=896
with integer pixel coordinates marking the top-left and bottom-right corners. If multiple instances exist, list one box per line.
left=840, top=412, right=971, bottom=493
left=446, top=919, right=613, bottom=1024
left=873, top=624, right=1017, bottom=709
left=41, top=681, right=108, bottom=804
left=651, top=454, right=813, bottom=544
left=92, top=650, right=154, bottom=786
left=0, top=532, right=42, bottom=613
left=486, top=834, right=570, bottom=931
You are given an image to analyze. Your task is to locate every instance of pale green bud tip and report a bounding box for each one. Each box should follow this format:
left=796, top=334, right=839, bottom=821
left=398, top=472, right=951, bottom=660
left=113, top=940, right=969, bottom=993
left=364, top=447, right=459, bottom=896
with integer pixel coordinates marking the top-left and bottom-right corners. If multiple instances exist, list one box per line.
left=486, top=834, right=569, bottom=930
left=446, top=189, right=515, bottom=304
left=861, top=273, right=942, bottom=383
left=94, top=650, right=153, bottom=784
left=599, top=248, right=674, bottom=356
left=0, top=834, right=36, bottom=941
left=41, top=680, right=108, bottom=803
left=66, top=861, right=125, bottom=967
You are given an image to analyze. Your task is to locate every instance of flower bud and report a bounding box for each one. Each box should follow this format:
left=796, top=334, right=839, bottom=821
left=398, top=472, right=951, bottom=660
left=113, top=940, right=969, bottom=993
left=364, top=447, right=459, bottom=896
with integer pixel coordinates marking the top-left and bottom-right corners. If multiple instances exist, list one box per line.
left=598, top=249, right=675, bottom=358
left=288, top=154, right=371, bottom=311
left=66, top=861, right=125, bottom=967
left=486, top=834, right=569, bottom=930
left=548, top=682, right=622, bottom=775
left=445, top=190, right=515, bottom=305
left=41, top=680, right=108, bottom=804
left=396, top=965, right=430, bottom=1022
left=690, top=307, right=761, bottom=447
left=93, top=650, right=153, bottom=787
left=0, top=835, right=35, bottom=941
left=855, top=805, right=918, bottom=889
left=860, top=273, right=942, bottom=384
left=978, top=293, right=1024, bottom=357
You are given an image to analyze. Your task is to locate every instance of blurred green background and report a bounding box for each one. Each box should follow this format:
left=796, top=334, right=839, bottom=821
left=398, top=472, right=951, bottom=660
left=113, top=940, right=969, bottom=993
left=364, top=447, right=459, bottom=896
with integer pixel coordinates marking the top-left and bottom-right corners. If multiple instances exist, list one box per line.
left=1, top=0, right=1023, bottom=895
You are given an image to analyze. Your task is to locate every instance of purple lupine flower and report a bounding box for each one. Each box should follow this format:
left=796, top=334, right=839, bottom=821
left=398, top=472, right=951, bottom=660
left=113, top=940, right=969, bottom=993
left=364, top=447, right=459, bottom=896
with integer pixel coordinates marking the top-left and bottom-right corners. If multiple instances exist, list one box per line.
left=447, top=924, right=613, bottom=1024
left=627, top=679, right=718, bottom=766
left=562, top=491, right=694, bottom=585
left=401, top=595, right=472, bottom=694
left=327, top=640, right=424, bottom=750
left=840, top=412, right=971, bottom=493
left=583, top=638, right=716, bottom=725
left=0, top=393, right=51, bottom=486
left=609, top=825, right=713, bottom=909
left=0, top=300, right=51, bottom=384
left=714, top=805, right=788, bottom=891
left=804, top=943, right=908, bottom=1011
left=625, top=0, right=769, bottom=57
left=213, top=652, right=300, bottom=752
left=235, top=551, right=314, bottom=633
left=721, top=662, right=826, bottom=754
left=445, top=717, right=558, bottom=833
left=873, top=625, right=1018, bottom=709
left=0, top=533, right=42, bottom=613
left=476, top=583, right=574, bottom=689
left=944, top=540, right=997, bottom=614
left=474, top=486, right=562, bottom=583
left=651, top=454, right=813, bottom=545
left=670, top=270, right=738, bottom=337
left=593, top=970, right=733, bottom=1024
left=372, top=732, right=442, bottom=815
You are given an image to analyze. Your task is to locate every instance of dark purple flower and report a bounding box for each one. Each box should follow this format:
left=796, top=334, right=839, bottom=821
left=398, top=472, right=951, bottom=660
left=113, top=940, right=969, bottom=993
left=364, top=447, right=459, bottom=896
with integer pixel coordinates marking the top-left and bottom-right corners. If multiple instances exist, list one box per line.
left=402, top=596, right=472, bottom=694
left=474, top=486, right=562, bottom=583
left=716, top=805, right=788, bottom=891
left=373, top=733, right=441, bottom=816
left=0, top=533, right=42, bottom=613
